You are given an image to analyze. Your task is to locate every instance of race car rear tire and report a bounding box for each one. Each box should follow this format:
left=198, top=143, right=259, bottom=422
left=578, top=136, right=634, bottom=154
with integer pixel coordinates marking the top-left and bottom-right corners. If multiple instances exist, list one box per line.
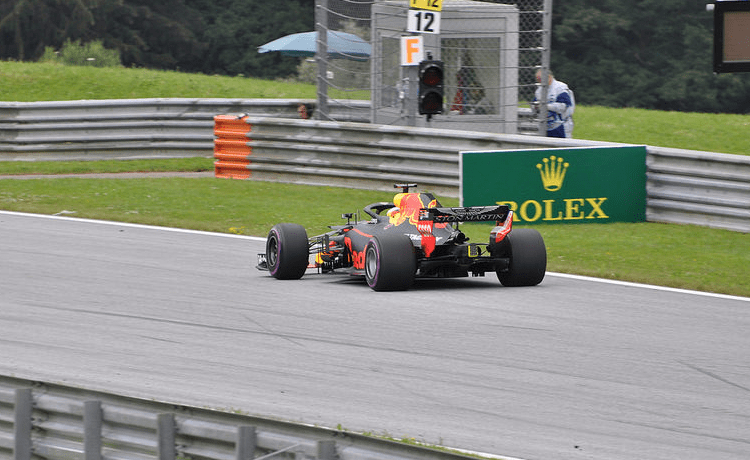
left=364, top=233, right=416, bottom=291
left=497, top=228, right=546, bottom=287
left=266, top=223, right=309, bottom=280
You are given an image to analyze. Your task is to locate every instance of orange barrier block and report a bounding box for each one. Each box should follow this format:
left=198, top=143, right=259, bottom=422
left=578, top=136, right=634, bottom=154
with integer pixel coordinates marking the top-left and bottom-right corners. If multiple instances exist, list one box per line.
left=214, top=160, right=251, bottom=179
left=214, top=115, right=252, bottom=138
left=214, top=115, right=251, bottom=179
left=214, top=139, right=252, bottom=161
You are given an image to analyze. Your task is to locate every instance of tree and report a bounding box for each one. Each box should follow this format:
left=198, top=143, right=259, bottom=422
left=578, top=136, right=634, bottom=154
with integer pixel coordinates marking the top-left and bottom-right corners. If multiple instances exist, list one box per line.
left=0, top=0, right=207, bottom=71
left=552, top=0, right=750, bottom=113
left=87, top=0, right=206, bottom=70
left=195, top=0, right=314, bottom=78
left=0, top=0, right=96, bottom=60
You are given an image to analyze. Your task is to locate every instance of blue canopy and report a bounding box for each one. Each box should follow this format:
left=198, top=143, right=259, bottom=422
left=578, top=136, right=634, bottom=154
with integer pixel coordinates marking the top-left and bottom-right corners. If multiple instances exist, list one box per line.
left=258, top=30, right=371, bottom=61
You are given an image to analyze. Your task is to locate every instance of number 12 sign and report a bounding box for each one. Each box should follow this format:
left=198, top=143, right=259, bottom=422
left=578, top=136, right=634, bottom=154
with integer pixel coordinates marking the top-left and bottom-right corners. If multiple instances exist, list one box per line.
left=407, top=10, right=441, bottom=34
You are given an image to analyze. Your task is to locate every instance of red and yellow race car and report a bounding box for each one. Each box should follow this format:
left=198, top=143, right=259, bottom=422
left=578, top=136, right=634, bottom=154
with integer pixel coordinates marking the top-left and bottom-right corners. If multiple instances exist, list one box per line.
left=258, top=184, right=546, bottom=291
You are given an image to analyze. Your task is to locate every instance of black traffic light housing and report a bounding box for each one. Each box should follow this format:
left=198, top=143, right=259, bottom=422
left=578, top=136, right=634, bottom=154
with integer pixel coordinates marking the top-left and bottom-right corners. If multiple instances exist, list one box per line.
left=418, top=60, right=444, bottom=116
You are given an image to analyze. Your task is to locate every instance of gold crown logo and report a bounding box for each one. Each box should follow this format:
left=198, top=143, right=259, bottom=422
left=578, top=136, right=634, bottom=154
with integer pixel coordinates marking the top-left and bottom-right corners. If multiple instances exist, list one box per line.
left=536, top=155, right=569, bottom=191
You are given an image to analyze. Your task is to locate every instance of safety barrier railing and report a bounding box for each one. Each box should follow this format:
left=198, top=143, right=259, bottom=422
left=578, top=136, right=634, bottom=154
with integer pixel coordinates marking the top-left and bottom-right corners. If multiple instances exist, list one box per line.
left=646, top=146, right=750, bottom=233
left=213, top=115, right=606, bottom=198
left=0, top=99, right=746, bottom=233
left=0, top=99, right=367, bottom=162
left=0, top=375, right=475, bottom=460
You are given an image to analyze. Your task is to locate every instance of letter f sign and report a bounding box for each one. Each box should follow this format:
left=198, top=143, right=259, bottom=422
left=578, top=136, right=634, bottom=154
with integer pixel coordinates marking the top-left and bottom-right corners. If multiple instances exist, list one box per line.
left=401, top=36, right=424, bottom=66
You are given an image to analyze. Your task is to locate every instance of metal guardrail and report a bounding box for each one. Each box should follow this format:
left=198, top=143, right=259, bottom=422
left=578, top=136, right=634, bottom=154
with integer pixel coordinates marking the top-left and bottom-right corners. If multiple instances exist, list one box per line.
left=0, top=99, right=368, bottom=161
left=0, top=99, right=747, bottom=233
left=646, top=146, right=750, bottom=233
left=221, top=116, right=609, bottom=198
left=0, top=375, right=479, bottom=460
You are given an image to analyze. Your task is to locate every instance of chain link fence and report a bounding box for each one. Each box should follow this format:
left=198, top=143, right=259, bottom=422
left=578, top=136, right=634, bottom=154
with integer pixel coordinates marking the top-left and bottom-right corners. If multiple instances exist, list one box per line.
left=314, top=0, right=374, bottom=119
left=314, top=0, right=551, bottom=135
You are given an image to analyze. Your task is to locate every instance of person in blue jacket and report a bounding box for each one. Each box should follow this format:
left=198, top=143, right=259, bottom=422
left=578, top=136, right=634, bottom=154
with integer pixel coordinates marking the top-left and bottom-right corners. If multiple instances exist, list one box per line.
left=533, top=69, right=575, bottom=138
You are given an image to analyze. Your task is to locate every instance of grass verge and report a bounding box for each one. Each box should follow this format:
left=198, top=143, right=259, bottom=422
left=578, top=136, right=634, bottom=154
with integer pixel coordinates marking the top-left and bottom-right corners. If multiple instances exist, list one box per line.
left=0, top=158, right=215, bottom=175
left=573, top=106, right=750, bottom=155
left=1, top=176, right=748, bottom=298
left=0, top=61, right=317, bottom=101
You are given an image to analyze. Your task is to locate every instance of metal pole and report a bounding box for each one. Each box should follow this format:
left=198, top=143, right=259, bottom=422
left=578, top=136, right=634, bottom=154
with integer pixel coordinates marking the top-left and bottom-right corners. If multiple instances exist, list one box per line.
left=539, top=0, right=553, bottom=136
left=84, top=401, right=103, bottom=460
left=157, top=413, right=176, bottom=460
left=235, top=426, right=256, bottom=460
left=316, top=0, right=329, bottom=120
left=14, top=389, right=32, bottom=460
left=316, top=440, right=336, bottom=460
left=406, top=65, right=418, bottom=126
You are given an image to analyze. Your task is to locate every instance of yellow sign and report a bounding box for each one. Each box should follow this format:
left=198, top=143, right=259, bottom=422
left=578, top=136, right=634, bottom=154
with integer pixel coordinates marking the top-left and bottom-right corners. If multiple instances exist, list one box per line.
left=410, top=0, right=442, bottom=12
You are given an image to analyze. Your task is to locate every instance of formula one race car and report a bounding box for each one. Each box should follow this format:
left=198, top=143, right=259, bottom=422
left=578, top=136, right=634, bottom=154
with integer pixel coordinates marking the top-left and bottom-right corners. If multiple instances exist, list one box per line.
left=257, top=184, right=546, bottom=291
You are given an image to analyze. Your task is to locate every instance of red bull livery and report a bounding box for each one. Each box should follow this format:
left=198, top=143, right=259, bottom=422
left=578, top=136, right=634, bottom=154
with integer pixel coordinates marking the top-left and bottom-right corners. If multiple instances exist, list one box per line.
left=257, top=184, right=547, bottom=291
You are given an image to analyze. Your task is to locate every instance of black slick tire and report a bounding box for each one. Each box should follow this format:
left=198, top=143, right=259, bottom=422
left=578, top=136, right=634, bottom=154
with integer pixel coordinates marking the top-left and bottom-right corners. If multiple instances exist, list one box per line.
left=266, top=223, right=309, bottom=280
left=364, top=233, right=416, bottom=291
left=497, top=228, right=547, bottom=287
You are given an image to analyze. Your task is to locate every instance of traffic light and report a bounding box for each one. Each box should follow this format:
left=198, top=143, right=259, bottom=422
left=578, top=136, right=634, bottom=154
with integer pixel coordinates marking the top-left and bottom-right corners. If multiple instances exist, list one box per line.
left=418, top=60, right=444, bottom=115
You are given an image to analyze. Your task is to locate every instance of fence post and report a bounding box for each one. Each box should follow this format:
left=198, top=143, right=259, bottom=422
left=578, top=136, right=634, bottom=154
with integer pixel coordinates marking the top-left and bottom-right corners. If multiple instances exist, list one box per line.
left=317, top=440, right=336, bottom=460
left=157, top=413, right=176, bottom=460
left=84, top=401, right=103, bottom=460
left=236, top=425, right=257, bottom=460
left=14, top=389, right=32, bottom=460
left=315, top=0, right=330, bottom=120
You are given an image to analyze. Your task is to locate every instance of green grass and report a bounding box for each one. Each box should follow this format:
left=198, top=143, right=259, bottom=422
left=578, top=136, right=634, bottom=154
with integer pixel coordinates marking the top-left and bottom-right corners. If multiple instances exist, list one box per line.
left=523, top=222, right=749, bottom=296
left=0, top=158, right=214, bottom=175
left=0, top=61, right=318, bottom=100
left=574, top=106, right=750, bottom=155
left=0, top=177, right=748, bottom=298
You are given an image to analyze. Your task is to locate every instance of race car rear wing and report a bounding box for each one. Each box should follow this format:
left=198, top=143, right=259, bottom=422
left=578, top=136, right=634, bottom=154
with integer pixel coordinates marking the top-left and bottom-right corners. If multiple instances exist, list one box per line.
left=419, top=205, right=511, bottom=223
left=417, top=205, right=512, bottom=258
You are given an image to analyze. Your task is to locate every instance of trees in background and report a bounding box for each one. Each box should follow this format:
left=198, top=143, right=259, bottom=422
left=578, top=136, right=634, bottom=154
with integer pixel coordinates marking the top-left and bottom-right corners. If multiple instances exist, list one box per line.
left=189, top=0, right=314, bottom=79
left=552, top=0, right=750, bottom=113
left=0, top=0, right=97, bottom=61
left=0, top=0, right=207, bottom=69
left=0, top=0, right=747, bottom=113
left=0, top=0, right=314, bottom=79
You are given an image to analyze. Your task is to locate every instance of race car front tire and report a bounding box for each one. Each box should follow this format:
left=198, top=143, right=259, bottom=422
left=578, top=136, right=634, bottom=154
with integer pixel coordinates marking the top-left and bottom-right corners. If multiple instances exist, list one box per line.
left=266, top=223, right=309, bottom=280
left=364, top=233, right=416, bottom=291
left=496, top=228, right=546, bottom=287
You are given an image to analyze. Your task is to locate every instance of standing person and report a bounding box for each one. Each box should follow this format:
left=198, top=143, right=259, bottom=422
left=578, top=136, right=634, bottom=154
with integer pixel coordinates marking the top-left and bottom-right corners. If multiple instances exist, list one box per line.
left=533, top=70, right=575, bottom=138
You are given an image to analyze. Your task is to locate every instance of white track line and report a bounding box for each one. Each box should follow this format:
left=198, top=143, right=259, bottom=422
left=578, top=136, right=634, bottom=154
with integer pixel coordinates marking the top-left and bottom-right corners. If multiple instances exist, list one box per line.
left=546, top=272, right=750, bottom=302
left=2, top=210, right=747, bottom=302
left=0, top=210, right=265, bottom=241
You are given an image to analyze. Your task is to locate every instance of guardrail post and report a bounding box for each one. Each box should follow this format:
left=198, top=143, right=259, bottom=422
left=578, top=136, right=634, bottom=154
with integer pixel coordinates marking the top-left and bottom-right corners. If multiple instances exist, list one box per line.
left=84, top=400, right=103, bottom=460
left=157, top=413, right=176, bottom=460
left=316, top=440, right=336, bottom=460
left=14, top=389, right=32, bottom=460
left=236, top=425, right=256, bottom=460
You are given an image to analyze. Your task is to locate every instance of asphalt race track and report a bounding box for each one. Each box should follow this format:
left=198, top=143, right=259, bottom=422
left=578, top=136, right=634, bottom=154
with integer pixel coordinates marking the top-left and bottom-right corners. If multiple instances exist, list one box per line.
left=1, top=211, right=749, bottom=460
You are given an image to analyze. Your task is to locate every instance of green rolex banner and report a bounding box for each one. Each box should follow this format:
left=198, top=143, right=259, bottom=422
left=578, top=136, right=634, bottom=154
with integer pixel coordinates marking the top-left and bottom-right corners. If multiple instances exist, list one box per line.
left=460, top=146, right=647, bottom=224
